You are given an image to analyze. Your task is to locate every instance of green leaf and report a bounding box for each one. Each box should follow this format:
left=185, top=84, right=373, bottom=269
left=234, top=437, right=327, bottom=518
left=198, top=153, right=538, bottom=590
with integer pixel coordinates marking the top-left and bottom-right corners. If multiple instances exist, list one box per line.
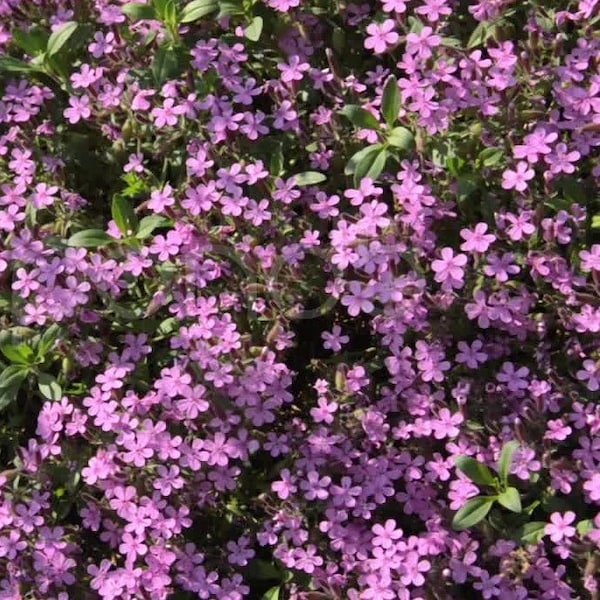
left=0, top=343, right=34, bottom=366
left=217, top=0, right=244, bottom=17
left=339, top=105, right=381, bottom=130
left=67, top=229, right=113, bottom=248
left=354, top=147, right=387, bottom=185
left=111, top=195, right=138, bottom=236
left=478, top=147, right=504, bottom=167
left=136, top=215, right=170, bottom=239
left=577, top=519, right=594, bottom=536
left=12, top=27, right=49, bottom=56
left=0, top=365, right=29, bottom=389
left=121, top=2, right=157, bottom=19
left=381, top=75, right=400, bottom=127
left=516, top=521, right=546, bottom=544
left=0, top=382, right=22, bottom=411
left=345, top=144, right=382, bottom=176
left=46, top=21, right=79, bottom=56
left=452, top=496, right=495, bottom=530
left=497, top=487, right=522, bottom=513
left=292, top=171, right=327, bottom=186
left=245, top=16, right=263, bottom=41
left=387, top=126, right=415, bottom=151
left=455, top=456, right=496, bottom=487
left=0, top=55, right=41, bottom=74
left=180, top=0, right=218, bottom=22
left=269, top=141, right=284, bottom=177
left=35, top=324, right=61, bottom=358
left=498, top=441, right=520, bottom=485
left=152, top=44, right=184, bottom=85
left=591, top=215, right=600, bottom=230
left=37, top=373, right=62, bottom=401
left=261, top=587, right=280, bottom=600
left=457, top=174, right=478, bottom=204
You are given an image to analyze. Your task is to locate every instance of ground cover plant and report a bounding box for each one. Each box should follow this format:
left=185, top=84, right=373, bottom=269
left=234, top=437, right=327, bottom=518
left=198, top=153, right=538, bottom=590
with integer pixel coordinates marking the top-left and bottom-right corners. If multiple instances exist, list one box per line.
left=0, top=0, right=600, bottom=597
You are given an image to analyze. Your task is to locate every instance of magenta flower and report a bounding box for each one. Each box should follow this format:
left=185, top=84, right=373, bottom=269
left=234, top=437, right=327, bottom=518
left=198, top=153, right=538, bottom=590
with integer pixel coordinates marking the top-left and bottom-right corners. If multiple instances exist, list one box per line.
left=580, top=245, right=600, bottom=272
left=545, top=511, right=576, bottom=543
left=277, top=55, right=310, bottom=83
left=577, top=359, right=600, bottom=391
left=501, top=161, right=534, bottom=192
left=431, top=247, right=467, bottom=290
left=364, top=20, right=399, bottom=54
left=460, top=222, right=496, bottom=253
left=341, top=281, right=376, bottom=316
left=63, top=95, right=91, bottom=124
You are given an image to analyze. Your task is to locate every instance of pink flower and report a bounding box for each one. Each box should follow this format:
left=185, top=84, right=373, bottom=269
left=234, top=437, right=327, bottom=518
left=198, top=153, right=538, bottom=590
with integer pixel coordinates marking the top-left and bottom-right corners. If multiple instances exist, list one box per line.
left=341, top=281, right=376, bottom=316
left=584, top=473, right=600, bottom=501
left=545, top=511, right=576, bottom=543
left=460, top=222, right=496, bottom=253
left=364, top=20, right=399, bottom=54
left=277, top=55, right=310, bottom=83
left=431, top=247, right=467, bottom=290
left=577, top=359, right=600, bottom=391
left=501, top=162, right=534, bottom=192
left=580, top=245, right=600, bottom=272
left=372, top=519, right=403, bottom=549
left=64, top=95, right=91, bottom=124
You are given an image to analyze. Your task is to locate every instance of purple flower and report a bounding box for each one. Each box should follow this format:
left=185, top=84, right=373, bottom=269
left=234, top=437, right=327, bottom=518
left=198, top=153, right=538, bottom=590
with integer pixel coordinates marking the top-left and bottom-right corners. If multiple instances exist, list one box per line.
left=431, top=247, right=467, bottom=290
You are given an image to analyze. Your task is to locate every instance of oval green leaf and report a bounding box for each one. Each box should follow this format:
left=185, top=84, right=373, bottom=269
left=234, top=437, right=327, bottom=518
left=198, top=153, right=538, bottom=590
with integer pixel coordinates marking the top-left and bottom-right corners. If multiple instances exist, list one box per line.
left=245, top=16, right=263, bottom=42
left=387, top=126, right=415, bottom=151
left=455, top=456, right=496, bottom=487
left=67, top=229, right=113, bottom=248
left=292, top=171, right=327, bottom=186
left=339, top=105, right=381, bottom=130
left=452, top=495, right=495, bottom=530
left=47, top=21, right=79, bottom=56
left=38, top=373, right=63, bottom=401
left=180, top=0, right=219, bottom=23
left=381, top=75, right=400, bottom=127
left=497, top=487, right=522, bottom=513
left=121, top=2, right=157, bottom=20
left=498, top=441, right=520, bottom=484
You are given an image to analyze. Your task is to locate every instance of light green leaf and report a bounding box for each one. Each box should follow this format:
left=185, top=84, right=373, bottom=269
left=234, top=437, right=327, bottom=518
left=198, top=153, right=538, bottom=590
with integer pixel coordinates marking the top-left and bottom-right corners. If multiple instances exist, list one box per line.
left=35, top=324, right=62, bottom=359
left=46, top=21, right=79, bottom=56
left=136, top=215, right=170, bottom=239
left=0, top=365, right=29, bottom=389
left=387, top=126, right=415, bottom=151
left=455, top=456, right=496, bottom=487
left=498, top=441, right=520, bottom=484
left=452, top=496, right=496, bottom=530
left=497, top=487, right=522, bottom=513
left=245, top=16, right=263, bottom=42
left=67, top=229, right=113, bottom=248
left=381, top=75, right=400, bottom=127
left=151, top=43, right=183, bottom=85
left=12, top=27, right=49, bottom=56
left=516, top=521, right=546, bottom=544
left=0, top=343, right=34, bottom=366
left=354, top=147, right=387, bottom=185
left=111, top=195, right=138, bottom=236
left=292, top=171, right=327, bottom=186
left=180, top=0, right=219, bottom=22
left=339, top=105, right=381, bottom=130
left=345, top=144, right=382, bottom=176
left=37, top=373, right=62, bottom=401
left=261, top=587, right=280, bottom=600
left=478, top=147, right=504, bottom=167
left=0, top=55, right=41, bottom=74
left=577, top=519, right=594, bottom=536
left=121, top=2, right=156, bottom=19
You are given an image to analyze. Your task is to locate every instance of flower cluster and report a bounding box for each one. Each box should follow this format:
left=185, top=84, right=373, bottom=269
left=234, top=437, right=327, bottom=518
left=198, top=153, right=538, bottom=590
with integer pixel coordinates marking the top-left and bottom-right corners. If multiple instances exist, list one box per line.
left=0, top=0, right=600, bottom=598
